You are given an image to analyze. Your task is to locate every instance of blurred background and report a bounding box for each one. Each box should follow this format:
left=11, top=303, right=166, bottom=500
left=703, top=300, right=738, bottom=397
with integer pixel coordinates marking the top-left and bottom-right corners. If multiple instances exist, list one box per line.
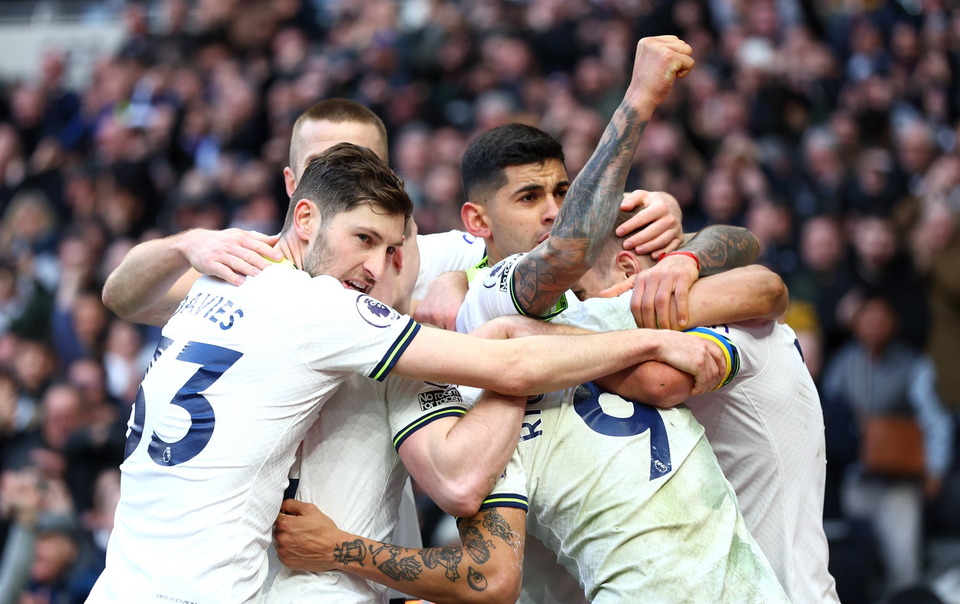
left=0, top=0, right=959, bottom=602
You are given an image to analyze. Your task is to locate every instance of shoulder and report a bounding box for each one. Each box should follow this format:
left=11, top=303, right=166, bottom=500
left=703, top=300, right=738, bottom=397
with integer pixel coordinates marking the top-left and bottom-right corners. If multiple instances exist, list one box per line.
left=418, top=229, right=481, bottom=249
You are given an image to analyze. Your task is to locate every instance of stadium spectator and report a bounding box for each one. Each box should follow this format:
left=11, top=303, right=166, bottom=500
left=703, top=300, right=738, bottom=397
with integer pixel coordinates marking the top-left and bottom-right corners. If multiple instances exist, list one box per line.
left=823, top=295, right=954, bottom=591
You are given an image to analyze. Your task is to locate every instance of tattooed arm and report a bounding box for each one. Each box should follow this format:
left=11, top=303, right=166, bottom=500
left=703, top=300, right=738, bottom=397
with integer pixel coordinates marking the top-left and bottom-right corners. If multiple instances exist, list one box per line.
left=275, top=501, right=525, bottom=604
left=512, top=36, right=695, bottom=317
left=625, top=225, right=760, bottom=330
left=681, top=225, right=760, bottom=276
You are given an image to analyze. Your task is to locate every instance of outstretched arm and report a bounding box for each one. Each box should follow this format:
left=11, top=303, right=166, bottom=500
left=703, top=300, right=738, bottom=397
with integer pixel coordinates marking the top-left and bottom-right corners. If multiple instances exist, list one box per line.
left=102, top=229, right=281, bottom=326
left=392, top=325, right=724, bottom=397
left=512, top=36, right=694, bottom=317
left=275, top=501, right=524, bottom=604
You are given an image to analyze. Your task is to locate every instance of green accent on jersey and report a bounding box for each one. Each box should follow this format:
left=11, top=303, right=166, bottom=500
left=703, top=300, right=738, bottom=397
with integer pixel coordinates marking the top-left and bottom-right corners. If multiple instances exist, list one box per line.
left=465, top=255, right=489, bottom=284
left=264, top=255, right=297, bottom=270
left=372, top=321, right=419, bottom=381
left=392, top=407, right=467, bottom=449
left=481, top=496, right=528, bottom=507
left=509, top=270, right=568, bottom=321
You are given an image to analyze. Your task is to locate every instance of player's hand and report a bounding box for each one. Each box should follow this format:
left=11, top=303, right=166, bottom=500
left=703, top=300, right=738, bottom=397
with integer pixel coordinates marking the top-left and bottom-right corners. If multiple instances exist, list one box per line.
left=650, top=330, right=724, bottom=395
left=177, top=228, right=282, bottom=286
left=631, top=254, right=699, bottom=330
left=627, top=36, right=695, bottom=115
left=598, top=274, right=636, bottom=299
left=413, top=271, right=468, bottom=331
left=617, top=190, right=683, bottom=258
left=274, top=499, right=341, bottom=572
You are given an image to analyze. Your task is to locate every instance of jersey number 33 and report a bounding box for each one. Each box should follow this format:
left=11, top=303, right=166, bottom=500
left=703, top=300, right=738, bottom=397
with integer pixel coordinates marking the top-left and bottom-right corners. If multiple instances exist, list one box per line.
left=124, top=337, right=243, bottom=466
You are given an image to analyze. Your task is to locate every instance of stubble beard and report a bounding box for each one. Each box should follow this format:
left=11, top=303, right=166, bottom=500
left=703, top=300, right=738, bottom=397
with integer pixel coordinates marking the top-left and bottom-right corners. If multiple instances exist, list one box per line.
left=301, top=230, right=331, bottom=278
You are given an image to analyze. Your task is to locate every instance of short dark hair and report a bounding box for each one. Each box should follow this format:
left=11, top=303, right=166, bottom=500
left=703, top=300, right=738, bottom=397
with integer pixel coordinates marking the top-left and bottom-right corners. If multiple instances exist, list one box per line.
left=290, top=99, right=388, bottom=167
left=461, top=123, right=565, bottom=201
left=283, top=143, right=412, bottom=234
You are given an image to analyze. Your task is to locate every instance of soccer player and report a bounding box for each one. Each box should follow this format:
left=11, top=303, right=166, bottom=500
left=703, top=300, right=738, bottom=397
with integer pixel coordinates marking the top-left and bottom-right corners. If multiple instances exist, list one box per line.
left=562, top=206, right=841, bottom=603
left=264, top=231, right=532, bottom=603
left=89, top=143, right=723, bottom=604
left=452, top=45, right=789, bottom=601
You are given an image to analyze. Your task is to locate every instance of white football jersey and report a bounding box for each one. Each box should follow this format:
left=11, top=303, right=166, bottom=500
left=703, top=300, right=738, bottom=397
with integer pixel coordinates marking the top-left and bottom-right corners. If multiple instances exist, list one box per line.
left=262, top=376, right=527, bottom=603
left=262, top=375, right=467, bottom=604
left=412, top=230, right=486, bottom=300
left=88, top=264, right=421, bottom=604
left=457, top=255, right=788, bottom=603
left=685, top=322, right=840, bottom=603
left=517, top=534, right=588, bottom=604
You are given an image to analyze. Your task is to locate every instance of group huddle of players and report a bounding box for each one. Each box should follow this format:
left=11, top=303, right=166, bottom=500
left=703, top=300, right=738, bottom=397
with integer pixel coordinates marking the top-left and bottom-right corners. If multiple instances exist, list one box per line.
left=85, top=36, right=840, bottom=603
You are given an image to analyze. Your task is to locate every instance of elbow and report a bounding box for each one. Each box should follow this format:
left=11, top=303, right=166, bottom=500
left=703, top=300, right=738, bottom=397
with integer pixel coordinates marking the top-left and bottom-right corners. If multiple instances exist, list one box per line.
left=760, top=272, right=789, bottom=319
left=101, top=281, right=126, bottom=318
left=630, top=363, right=691, bottom=408
left=481, top=567, right=523, bottom=604
left=743, top=229, right=761, bottom=264
left=451, top=565, right=522, bottom=604
left=433, top=480, right=486, bottom=518
left=641, top=389, right=689, bottom=410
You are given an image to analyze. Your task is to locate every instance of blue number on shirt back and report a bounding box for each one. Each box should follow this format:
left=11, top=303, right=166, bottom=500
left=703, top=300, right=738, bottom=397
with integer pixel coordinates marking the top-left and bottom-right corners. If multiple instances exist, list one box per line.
left=124, top=340, right=242, bottom=466
left=573, top=381, right=672, bottom=480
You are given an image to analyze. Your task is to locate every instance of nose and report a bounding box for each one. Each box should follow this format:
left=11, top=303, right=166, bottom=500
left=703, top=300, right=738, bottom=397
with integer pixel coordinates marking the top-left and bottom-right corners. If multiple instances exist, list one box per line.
left=364, top=251, right=390, bottom=283
left=542, top=194, right=561, bottom=224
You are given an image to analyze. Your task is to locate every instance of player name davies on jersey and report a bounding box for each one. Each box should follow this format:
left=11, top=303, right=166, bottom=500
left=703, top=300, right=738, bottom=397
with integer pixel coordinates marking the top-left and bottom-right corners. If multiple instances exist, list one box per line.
left=171, top=291, right=245, bottom=330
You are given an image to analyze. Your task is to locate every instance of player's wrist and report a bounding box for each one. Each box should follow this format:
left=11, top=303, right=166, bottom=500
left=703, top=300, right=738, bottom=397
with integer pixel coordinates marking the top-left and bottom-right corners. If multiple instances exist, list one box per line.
left=659, top=251, right=700, bottom=275
left=635, top=328, right=666, bottom=362
left=622, top=87, right=658, bottom=121
left=170, top=229, right=203, bottom=267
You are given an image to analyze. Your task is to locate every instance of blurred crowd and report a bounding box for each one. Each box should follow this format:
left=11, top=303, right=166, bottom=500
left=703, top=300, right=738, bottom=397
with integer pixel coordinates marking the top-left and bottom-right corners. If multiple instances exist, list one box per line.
left=1, top=0, right=960, bottom=602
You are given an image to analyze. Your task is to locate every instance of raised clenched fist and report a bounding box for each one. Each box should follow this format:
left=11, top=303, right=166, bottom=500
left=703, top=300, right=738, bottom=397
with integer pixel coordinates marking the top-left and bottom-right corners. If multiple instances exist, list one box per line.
left=627, top=36, right=695, bottom=116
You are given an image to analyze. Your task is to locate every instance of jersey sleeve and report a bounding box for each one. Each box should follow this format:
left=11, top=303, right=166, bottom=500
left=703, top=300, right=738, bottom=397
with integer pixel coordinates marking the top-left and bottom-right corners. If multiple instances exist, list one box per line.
left=413, top=230, right=486, bottom=300
left=302, top=282, right=421, bottom=382
left=455, top=449, right=528, bottom=524
left=386, top=378, right=469, bottom=451
left=553, top=291, right=638, bottom=332
left=456, top=253, right=569, bottom=333
left=685, top=326, right=742, bottom=390
left=477, top=449, right=528, bottom=512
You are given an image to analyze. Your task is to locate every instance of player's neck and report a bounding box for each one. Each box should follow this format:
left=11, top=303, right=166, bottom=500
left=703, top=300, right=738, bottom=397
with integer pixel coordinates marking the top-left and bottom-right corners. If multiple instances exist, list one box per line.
left=276, top=236, right=303, bottom=271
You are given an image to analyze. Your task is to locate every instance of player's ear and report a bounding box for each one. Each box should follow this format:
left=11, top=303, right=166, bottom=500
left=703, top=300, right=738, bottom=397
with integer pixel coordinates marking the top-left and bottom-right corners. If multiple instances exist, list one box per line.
left=617, top=250, right=642, bottom=278
left=293, top=199, right=320, bottom=242
left=462, top=202, right=491, bottom=239
left=283, top=167, right=297, bottom=198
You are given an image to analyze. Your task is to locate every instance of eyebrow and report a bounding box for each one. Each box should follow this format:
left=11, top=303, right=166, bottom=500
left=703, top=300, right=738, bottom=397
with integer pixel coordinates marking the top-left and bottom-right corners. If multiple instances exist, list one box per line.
left=512, top=180, right=570, bottom=195
left=360, top=227, right=404, bottom=249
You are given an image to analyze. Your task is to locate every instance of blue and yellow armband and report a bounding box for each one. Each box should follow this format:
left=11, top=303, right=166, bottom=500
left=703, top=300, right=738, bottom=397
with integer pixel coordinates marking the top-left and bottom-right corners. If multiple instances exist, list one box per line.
left=684, top=327, right=740, bottom=389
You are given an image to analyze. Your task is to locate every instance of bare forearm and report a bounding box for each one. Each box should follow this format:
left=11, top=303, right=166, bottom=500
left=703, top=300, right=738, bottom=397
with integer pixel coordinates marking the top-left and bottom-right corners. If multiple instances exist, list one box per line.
left=596, top=362, right=692, bottom=409
left=323, top=511, right=523, bottom=604
left=102, top=234, right=193, bottom=324
left=681, top=226, right=759, bottom=277
left=396, top=329, right=661, bottom=395
left=685, top=267, right=787, bottom=327
left=513, top=101, right=651, bottom=316
left=404, top=393, right=526, bottom=516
